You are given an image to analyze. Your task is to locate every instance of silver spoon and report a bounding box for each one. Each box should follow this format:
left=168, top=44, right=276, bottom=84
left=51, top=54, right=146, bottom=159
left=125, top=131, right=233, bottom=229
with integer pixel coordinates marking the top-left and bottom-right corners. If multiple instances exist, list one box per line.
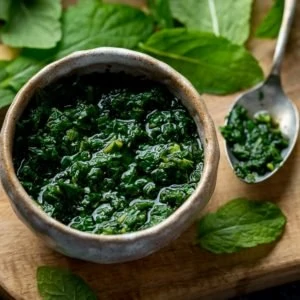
left=224, top=0, right=299, bottom=183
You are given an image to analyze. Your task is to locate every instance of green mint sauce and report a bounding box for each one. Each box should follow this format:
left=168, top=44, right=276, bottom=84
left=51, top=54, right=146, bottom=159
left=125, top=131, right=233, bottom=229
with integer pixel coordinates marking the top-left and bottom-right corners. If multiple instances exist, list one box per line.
left=14, top=73, right=204, bottom=234
left=220, top=105, right=289, bottom=183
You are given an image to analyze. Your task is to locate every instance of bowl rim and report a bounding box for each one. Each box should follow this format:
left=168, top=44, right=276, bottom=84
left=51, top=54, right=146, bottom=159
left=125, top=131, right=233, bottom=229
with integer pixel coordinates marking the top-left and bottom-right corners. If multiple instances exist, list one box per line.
left=0, top=47, right=219, bottom=244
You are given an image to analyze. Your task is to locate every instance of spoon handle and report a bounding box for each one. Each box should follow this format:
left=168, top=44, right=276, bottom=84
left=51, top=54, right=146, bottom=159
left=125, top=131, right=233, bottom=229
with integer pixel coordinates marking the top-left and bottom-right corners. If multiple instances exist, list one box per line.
left=271, top=0, right=296, bottom=75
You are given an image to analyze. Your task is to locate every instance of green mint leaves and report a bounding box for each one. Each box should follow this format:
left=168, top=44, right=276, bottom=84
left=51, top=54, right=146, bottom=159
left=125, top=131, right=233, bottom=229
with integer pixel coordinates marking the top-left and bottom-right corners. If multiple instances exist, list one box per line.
left=0, top=55, right=48, bottom=109
left=0, top=0, right=268, bottom=107
left=56, top=1, right=154, bottom=59
left=197, top=198, right=286, bottom=254
left=37, top=266, right=97, bottom=300
left=0, top=1, right=154, bottom=109
left=170, top=0, right=253, bottom=45
left=140, top=29, right=263, bottom=95
left=0, top=0, right=62, bottom=49
left=256, top=0, right=284, bottom=38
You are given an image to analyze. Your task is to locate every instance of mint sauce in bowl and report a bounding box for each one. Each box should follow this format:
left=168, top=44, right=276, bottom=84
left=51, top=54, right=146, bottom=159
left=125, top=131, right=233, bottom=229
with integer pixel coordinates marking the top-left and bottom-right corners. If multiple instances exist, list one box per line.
left=0, top=48, right=219, bottom=263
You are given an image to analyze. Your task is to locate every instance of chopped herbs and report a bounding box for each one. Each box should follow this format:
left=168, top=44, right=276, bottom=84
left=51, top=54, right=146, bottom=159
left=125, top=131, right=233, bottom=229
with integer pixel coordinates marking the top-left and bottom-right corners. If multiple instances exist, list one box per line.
left=220, top=105, right=289, bottom=183
left=14, top=73, right=204, bottom=234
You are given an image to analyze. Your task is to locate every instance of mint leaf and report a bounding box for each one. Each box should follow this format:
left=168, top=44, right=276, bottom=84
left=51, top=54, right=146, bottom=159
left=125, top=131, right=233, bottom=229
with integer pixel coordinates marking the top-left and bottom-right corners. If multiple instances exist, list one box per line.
left=0, top=1, right=154, bottom=108
left=148, top=0, right=174, bottom=29
left=1, top=0, right=62, bottom=49
left=0, top=0, right=12, bottom=22
left=0, top=61, right=17, bottom=108
left=2, top=55, right=47, bottom=91
left=0, top=88, right=15, bottom=108
left=0, top=54, right=50, bottom=108
left=255, top=0, right=284, bottom=38
left=197, top=198, right=286, bottom=254
left=56, top=1, right=154, bottom=59
left=170, top=0, right=253, bottom=45
left=140, top=29, right=263, bottom=95
left=37, top=266, right=97, bottom=300
left=0, top=61, right=9, bottom=82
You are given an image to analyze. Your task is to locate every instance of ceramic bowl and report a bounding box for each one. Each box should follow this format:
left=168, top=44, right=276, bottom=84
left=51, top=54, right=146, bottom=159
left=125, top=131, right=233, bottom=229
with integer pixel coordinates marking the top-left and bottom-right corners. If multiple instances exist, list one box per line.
left=0, top=47, right=219, bottom=263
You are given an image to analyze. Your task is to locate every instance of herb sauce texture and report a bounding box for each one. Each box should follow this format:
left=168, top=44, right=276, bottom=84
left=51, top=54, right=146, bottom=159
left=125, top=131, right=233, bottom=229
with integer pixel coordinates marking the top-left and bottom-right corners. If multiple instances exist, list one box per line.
left=220, top=105, right=289, bottom=183
left=14, top=73, right=204, bottom=234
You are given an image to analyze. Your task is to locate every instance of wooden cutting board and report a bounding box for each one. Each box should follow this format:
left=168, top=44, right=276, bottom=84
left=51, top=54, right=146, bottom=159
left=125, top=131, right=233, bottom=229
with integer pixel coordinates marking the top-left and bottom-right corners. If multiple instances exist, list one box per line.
left=1, top=1, right=300, bottom=299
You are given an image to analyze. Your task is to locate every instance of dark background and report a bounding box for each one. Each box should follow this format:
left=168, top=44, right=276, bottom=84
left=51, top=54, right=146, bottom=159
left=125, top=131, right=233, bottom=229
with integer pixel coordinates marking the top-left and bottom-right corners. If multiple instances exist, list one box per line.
left=234, top=280, right=300, bottom=300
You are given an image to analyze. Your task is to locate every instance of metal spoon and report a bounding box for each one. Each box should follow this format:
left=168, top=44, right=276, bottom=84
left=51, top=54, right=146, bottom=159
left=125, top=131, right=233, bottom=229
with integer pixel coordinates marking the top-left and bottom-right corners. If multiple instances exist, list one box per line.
left=224, top=0, right=299, bottom=183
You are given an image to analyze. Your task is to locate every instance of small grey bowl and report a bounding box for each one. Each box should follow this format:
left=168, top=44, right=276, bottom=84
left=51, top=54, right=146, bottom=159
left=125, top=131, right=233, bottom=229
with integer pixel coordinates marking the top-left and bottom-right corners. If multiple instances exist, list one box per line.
left=0, top=47, right=219, bottom=264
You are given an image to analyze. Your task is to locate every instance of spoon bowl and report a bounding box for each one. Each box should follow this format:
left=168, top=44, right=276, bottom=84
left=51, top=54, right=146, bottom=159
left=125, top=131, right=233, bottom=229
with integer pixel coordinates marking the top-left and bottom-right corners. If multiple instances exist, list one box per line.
left=224, top=0, right=299, bottom=183
left=225, top=75, right=299, bottom=183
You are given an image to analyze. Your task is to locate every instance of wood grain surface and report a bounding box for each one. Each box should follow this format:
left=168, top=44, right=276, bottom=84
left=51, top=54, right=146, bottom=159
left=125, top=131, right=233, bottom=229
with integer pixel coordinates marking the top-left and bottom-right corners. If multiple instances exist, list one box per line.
left=1, top=1, right=300, bottom=299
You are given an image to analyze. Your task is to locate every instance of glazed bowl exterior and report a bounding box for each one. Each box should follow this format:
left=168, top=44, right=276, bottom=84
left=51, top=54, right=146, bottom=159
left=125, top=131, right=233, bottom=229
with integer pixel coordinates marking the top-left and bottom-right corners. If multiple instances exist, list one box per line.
left=0, top=47, right=219, bottom=263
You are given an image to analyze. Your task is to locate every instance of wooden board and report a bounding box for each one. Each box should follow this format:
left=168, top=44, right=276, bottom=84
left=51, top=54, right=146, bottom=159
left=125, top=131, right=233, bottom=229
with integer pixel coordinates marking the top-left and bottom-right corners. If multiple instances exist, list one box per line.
left=1, top=1, right=300, bottom=299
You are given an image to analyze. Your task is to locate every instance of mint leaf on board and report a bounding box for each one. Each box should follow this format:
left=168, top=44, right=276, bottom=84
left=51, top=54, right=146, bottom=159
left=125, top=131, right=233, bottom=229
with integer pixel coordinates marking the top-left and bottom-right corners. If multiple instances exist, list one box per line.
left=255, top=0, right=284, bottom=38
left=197, top=198, right=286, bottom=254
left=1, top=0, right=62, bottom=49
left=140, top=29, right=264, bottom=95
left=0, top=0, right=12, bottom=22
left=0, top=1, right=154, bottom=109
left=148, top=0, right=174, bottom=29
left=37, top=266, right=97, bottom=300
left=170, top=0, right=253, bottom=45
